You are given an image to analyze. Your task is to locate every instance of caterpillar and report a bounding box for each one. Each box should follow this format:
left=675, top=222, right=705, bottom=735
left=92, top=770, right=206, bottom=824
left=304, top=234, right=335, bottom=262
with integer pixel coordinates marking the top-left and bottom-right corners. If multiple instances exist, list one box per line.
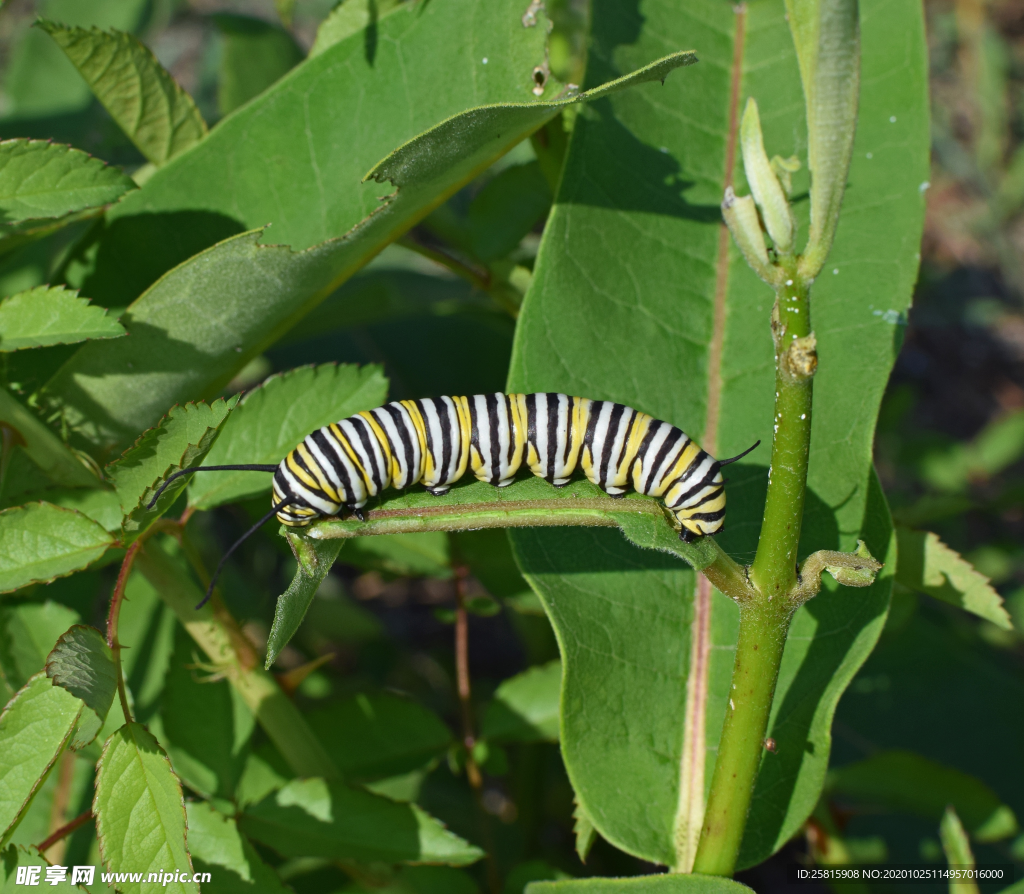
left=151, top=393, right=758, bottom=606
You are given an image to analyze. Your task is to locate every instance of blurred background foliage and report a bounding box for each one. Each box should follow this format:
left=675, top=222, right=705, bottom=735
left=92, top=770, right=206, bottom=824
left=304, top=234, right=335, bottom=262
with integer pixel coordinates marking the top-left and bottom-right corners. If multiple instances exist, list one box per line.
left=1, top=0, right=1023, bottom=891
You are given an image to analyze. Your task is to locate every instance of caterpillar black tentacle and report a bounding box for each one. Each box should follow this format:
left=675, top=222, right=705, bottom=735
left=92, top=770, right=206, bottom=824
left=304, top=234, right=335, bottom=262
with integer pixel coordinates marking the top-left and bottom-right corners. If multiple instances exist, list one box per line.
left=173, top=393, right=759, bottom=607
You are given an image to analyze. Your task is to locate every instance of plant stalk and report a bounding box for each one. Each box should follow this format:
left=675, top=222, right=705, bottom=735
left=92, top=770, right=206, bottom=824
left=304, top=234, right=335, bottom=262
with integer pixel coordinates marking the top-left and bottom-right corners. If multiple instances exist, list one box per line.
left=107, top=540, right=142, bottom=724
left=692, top=598, right=793, bottom=874
left=749, top=271, right=814, bottom=598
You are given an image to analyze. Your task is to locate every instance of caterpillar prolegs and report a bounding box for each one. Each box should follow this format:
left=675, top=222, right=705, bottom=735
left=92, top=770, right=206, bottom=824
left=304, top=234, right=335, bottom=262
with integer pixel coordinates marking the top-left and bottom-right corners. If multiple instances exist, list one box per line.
left=151, top=393, right=758, bottom=607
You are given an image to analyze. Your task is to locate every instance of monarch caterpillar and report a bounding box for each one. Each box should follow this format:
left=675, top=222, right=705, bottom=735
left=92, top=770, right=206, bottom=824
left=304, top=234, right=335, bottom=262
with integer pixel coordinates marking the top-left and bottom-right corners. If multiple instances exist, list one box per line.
left=151, top=393, right=758, bottom=606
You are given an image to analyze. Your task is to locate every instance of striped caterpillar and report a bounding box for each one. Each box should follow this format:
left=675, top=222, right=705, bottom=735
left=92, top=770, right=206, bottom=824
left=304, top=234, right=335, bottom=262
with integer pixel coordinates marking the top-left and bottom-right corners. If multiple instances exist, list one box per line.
left=152, top=393, right=758, bottom=606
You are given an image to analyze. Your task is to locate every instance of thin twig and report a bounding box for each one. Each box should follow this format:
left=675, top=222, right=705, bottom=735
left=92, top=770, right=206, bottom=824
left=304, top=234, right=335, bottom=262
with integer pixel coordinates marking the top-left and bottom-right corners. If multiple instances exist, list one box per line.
left=36, top=810, right=93, bottom=856
left=107, top=540, right=142, bottom=723
left=453, top=565, right=500, bottom=894
left=42, top=751, right=77, bottom=862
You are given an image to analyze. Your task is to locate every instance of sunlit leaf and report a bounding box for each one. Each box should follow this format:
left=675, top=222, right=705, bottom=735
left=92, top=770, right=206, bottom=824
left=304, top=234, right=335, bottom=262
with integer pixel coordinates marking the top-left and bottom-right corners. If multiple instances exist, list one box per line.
left=0, top=285, right=124, bottom=351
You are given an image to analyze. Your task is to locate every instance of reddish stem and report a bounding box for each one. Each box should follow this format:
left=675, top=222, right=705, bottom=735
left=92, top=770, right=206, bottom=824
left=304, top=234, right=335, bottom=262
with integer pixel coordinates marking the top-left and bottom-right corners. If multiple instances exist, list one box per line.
left=36, top=810, right=93, bottom=856
left=108, top=540, right=142, bottom=723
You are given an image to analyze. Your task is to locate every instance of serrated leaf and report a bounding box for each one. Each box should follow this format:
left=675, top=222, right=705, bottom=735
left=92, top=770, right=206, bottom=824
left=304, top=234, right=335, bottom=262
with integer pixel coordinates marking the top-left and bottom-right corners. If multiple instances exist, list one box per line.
left=0, top=844, right=89, bottom=891
left=0, top=285, right=124, bottom=351
left=94, top=722, right=197, bottom=894
left=37, top=21, right=207, bottom=166
left=239, top=777, right=484, bottom=865
left=0, top=138, right=135, bottom=229
left=829, top=750, right=1018, bottom=843
left=107, top=397, right=237, bottom=540
left=895, top=527, right=1012, bottom=629
left=266, top=535, right=343, bottom=668
left=305, top=692, right=452, bottom=783
left=0, top=503, right=115, bottom=593
left=188, top=363, right=388, bottom=510
left=45, top=624, right=116, bottom=748
left=507, top=0, right=927, bottom=870
left=482, top=660, right=560, bottom=744
left=3, top=487, right=122, bottom=531
left=0, top=602, right=80, bottom=693
left=526, top=876, right=755, bottom=894
left=162, top=624, right=254, bottom=800
left=185, top=801, right=291, bottom=894
left=0, top=673, right=83, bottom=845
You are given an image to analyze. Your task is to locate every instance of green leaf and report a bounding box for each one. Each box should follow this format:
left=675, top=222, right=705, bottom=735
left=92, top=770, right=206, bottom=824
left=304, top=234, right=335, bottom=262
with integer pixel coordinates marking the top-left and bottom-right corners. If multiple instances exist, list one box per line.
left=309, top=0, right=406, bottom=57
left=185, top=801, right=291, bottom=894
left=465, top=161, right=552, bottom=263
left=0, top=673, right=83, bottom=845
left=343, top=532, right=452, bottom=578
left=507, top=0, right=928, bottom=870
left=188, top=363, right=388, bottom=510
left=895, top=527, right=1011, bottom=629
left=45, top=623, right=116, bottom=748
left=37, top=21, right=208, bottom=166
left=107, top=397, right=238, bottom=540
left=0, top=388, right=100, bottom=489
left=0, top=285, right=124, bottom=351
left=482, top=660, right=560, bottom=744
left=239, top=777, right=484, bottom=865
left=304, top=692, right=452, bottom=783
left=940, top=807, right=977, bottom=877
left=162, top=623, right=254, bottom=800
left=94, top=721, right=197, bottom=894
left=919, top=409, right=1024, bottom=492
left=526, top=876, right=754, bottom=894
left=0, top=602, right=80, bottom=692
left=213, top=14, right=304, bottom=117
left=829, top=750, right=1018, bottom=843
left=0, top=138, right=135, bottom=230
left=266, top=535, right=343, bottom=669
left=2, top=486, right=122, bottom=531
left=0, top=502, right=115, bottom=593
left=0, top=844, right=90, bottom=891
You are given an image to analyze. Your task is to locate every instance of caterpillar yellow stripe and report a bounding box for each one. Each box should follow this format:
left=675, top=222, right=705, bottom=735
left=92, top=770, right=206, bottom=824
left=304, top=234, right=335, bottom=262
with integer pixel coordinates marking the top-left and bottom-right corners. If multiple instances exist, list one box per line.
left=271, top=393, right=729, bottom=542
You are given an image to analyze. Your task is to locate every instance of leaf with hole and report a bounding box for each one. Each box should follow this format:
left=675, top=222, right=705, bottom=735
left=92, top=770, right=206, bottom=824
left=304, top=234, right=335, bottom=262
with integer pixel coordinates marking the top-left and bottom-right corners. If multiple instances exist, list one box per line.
left=93, top=722, right=197, bottom=894
left=38, top=21, right=207, bottom=166
left=0, top=673, right=82, bottom=846
left=0, top=286, right=124, bottom=351
left=239, top=777, right=483, bottom=865
left=507, top=0, right=927, bottom=871
left=106, top=397, right=237, bottom=540
left=0, top=503, right=115, bottom=593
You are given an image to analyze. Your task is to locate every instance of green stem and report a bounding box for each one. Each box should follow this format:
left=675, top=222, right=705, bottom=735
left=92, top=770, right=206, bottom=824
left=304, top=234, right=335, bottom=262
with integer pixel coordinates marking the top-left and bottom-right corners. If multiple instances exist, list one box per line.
left=136, top=538, right=339, bottom=780
left=749, top=271, right=814, bottom=597
left=692, top=599, right=793, bottom=874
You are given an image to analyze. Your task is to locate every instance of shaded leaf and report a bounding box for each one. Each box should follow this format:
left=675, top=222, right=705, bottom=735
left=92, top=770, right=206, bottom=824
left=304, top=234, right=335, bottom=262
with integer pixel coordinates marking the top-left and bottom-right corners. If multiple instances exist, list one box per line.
left=0, top=138, right=135, bottom=230
left=188, top=363, right=388, bottom=510
left=466, top=161, right=552, bottom=262
left=213, top=14, right=304, bottom=117
left=38, top=21, right=208, bottom=166
left=0, top=503, right=114, bottom=593
left=507, top=0, right=927, bottom=869
left=0, top=673, right=82, bottom=844
left=2, top=486, right=122, bottom=531
left=240, top=777, right=484, bottom=865
left=305, top=692, right=452, bottom=783
left=185, top=800, right=291, bottom=894
left=0, top=285, right=124, bottom=351
left=309, top=0, right=406, bottom=57
left=266, top=535, right=343, bottom=669
left=343, top=532, right=452, bottom=578
left=829, top=750, right=1018, bottom=843
left=526, top=876, right=754, bottom=893
left=0, top=602, right=80, bottom=692
left=107, top=397, right=237, bottom=540
left=162, top=624, right=254, bottom=800
left=0, top=844, right=89, bottom=891
left=0, top=388, right=100, bottom=488
left=45, top=624, right=116, bottom=750
left=94, top=721, right=197, bottom=894
left=482, top=660, right=560, bottom=744
left=895, top=527, right=1012, bottom=629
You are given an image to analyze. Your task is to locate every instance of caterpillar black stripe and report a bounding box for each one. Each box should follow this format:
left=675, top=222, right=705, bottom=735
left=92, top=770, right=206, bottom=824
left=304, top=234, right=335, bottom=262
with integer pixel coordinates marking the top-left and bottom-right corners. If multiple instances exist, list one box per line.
left=149, top=393, right=758, bottom=607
